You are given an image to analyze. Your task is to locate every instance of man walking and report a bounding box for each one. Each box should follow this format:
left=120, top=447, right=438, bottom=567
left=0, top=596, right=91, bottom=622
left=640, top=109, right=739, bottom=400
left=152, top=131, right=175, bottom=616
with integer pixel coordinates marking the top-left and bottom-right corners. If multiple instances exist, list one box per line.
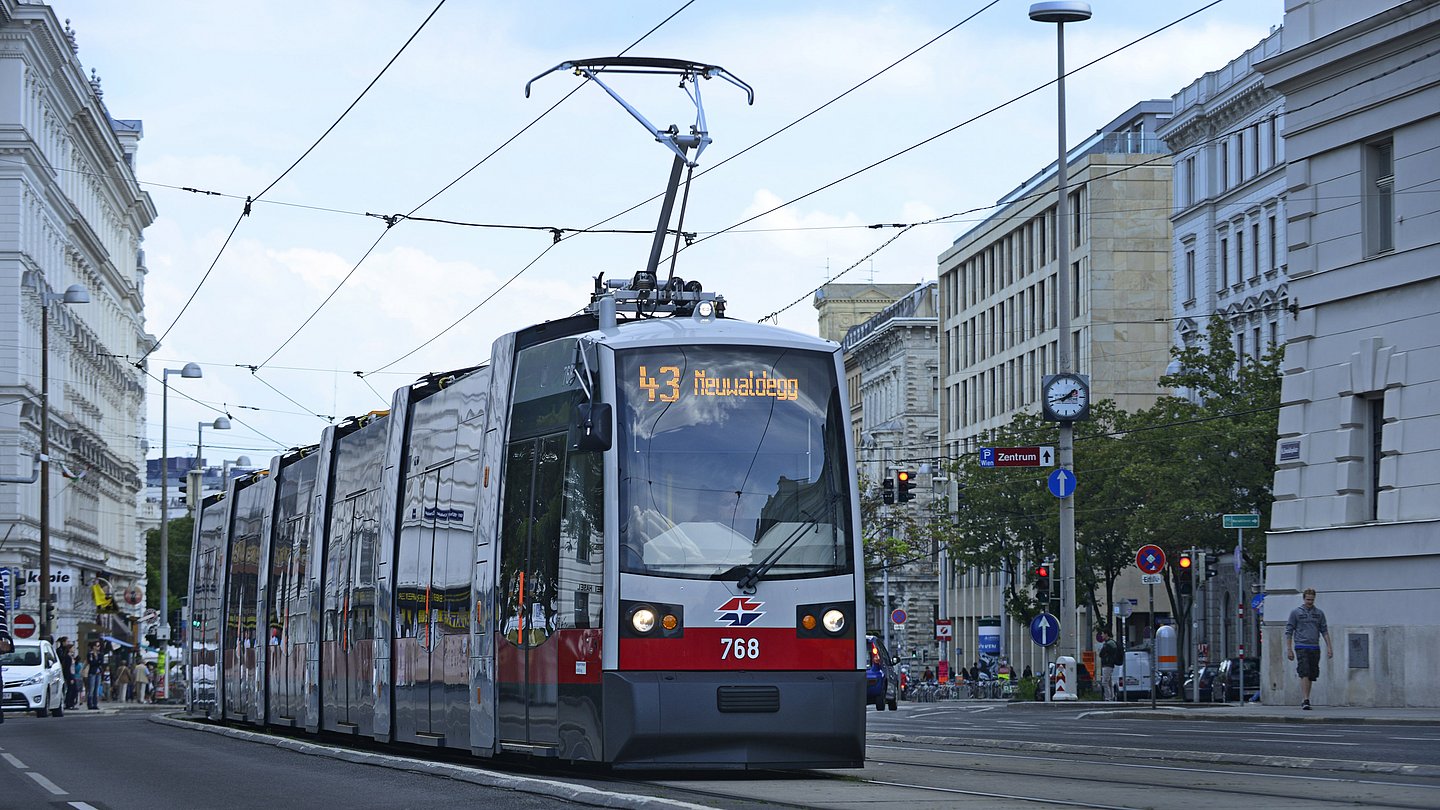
left=1284, top=588, right=1332, bottom=709
left=57, top=637, right=77, bottom=709
left=85, top=641, right=104, bottom=710
left=1098, top=631, right=1121, bottom=701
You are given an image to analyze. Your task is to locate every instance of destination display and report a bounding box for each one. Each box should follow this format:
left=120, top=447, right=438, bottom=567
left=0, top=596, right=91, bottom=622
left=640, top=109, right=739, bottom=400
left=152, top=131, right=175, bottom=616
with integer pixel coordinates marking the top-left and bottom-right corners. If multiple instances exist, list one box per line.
left=637, top=365, right=800, bottom=403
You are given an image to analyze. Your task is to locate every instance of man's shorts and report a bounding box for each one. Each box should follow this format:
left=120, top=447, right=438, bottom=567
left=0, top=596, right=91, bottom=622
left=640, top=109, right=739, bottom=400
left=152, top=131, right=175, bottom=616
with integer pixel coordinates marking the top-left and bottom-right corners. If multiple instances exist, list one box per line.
left=1295, top=647, right=1320, bottom=680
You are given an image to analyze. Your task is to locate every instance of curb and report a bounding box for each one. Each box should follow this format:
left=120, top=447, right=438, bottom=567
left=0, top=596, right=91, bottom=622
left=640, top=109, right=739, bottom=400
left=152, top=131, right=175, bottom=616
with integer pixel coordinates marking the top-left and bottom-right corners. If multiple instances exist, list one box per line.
left=149, top=713, right=710, bottom=810
left=1079, top=707, right=1440, bottom=726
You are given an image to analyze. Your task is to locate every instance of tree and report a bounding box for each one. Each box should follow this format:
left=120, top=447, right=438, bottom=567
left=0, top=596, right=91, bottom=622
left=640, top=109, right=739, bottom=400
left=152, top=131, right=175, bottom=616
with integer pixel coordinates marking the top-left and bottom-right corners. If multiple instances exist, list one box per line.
left=146, top=514, right=194, bottom=618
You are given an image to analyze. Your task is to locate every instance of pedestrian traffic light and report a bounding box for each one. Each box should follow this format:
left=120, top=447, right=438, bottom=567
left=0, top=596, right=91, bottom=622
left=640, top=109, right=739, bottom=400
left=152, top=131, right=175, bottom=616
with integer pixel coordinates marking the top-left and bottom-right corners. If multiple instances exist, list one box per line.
left=1203, top=552, right=1218, bottom=580
left=896, top=470, right=916, bottom=502
left=881, top=477, right=895, bottom=505
left=1033, top=561, right=1051, bottom=604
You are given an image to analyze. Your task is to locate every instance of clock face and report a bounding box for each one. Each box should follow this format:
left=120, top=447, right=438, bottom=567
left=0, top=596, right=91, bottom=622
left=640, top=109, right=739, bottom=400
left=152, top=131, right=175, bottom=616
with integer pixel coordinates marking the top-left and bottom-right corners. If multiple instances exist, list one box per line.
left=1044, top=374, right=1089, bottom=420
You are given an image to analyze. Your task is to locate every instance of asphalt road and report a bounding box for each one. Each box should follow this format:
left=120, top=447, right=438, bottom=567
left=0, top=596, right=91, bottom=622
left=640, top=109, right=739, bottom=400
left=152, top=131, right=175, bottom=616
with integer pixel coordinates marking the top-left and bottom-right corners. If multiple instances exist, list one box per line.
left=0, top=712, right=565, bottom=810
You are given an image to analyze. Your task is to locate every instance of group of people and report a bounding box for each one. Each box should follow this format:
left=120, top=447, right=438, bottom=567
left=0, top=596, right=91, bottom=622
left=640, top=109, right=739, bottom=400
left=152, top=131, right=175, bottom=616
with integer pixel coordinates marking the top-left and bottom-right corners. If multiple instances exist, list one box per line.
left=54, top=637, right=159, bottom=709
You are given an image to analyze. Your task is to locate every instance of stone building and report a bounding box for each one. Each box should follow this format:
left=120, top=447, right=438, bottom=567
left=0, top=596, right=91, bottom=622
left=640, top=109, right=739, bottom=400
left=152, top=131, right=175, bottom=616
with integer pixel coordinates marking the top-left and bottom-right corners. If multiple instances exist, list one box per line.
left=840, top=282, right=939, bottom=666
left=0, top=2, right=155, bottom=642
left=935, top=102, right=1177, bottom=677
left=1157, top=27, right=1289, bottom=668
left=1257, top=0, right=1440, bottom=707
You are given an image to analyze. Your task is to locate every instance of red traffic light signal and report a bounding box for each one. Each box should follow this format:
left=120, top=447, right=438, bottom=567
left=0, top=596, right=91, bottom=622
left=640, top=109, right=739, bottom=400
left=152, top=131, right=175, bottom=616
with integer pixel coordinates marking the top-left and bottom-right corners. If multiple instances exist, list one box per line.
left=1179, top=552, right=1193, bottom=570
left=1034, top=564, right=1049, bottom=578
left=896, top=470, right=917, bottom=502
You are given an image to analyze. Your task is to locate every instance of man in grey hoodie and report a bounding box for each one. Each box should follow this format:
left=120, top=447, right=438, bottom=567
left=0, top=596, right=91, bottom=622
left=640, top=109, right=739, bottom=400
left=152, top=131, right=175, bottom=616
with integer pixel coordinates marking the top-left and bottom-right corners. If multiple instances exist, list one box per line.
left=1284, top=588, right=1332, bottom=709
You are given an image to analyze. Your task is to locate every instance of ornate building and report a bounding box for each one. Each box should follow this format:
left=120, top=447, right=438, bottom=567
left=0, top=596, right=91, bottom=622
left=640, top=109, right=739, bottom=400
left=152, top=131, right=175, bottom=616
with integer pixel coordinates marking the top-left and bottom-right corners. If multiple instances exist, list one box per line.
left=0, top=2, right=156, bottom=642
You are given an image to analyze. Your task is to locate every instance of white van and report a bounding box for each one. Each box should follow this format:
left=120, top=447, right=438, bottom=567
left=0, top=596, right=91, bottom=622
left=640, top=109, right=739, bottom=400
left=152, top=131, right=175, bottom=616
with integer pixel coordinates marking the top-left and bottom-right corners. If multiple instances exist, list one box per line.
left=1110, top=651, right=1153, bottom=699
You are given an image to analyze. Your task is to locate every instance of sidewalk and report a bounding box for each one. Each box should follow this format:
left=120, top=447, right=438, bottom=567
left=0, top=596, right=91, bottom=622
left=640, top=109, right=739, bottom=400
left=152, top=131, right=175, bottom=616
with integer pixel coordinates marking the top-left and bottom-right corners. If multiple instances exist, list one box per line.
left=63, top=700, right=174, bottom=716
left=1085, top=700, right=1440, bottom=725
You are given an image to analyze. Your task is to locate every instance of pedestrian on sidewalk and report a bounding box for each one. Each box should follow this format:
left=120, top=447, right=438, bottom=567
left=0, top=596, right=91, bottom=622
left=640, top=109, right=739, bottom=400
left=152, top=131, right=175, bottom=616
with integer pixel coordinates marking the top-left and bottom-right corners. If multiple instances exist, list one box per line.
left=1284, top=587, right=1333, bottom=710
left=85, top=641, right=104, bottom=709
left=57, top=637, right=77, bottom=709
left=116, top=657, right=134, bottom=702
left=1099, top=632, right=1121, bottom=701
left=135, top=660, right=152, bottom=703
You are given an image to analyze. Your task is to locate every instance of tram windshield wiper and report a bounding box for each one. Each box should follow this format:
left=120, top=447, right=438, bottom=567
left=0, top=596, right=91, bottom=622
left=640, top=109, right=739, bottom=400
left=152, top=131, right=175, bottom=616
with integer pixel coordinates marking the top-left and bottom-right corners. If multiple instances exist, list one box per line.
left=735, top=494, right=842, bottom=593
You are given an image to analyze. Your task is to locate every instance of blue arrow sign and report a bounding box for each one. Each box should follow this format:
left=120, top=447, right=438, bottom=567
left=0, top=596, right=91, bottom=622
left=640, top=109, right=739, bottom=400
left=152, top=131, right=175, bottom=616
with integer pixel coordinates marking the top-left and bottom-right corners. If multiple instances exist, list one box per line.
left=1030, top=612, right=1060, bottom=647
left=1047, top=468, right=1076, bottom=499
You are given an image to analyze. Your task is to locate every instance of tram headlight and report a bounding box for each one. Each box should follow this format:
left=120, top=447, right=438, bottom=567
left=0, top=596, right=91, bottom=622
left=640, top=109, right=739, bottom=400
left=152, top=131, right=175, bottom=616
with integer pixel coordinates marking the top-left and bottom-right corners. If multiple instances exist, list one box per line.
left=630, top=606, right=658, bottom=634
left=822, top=609, right=846, bottom=634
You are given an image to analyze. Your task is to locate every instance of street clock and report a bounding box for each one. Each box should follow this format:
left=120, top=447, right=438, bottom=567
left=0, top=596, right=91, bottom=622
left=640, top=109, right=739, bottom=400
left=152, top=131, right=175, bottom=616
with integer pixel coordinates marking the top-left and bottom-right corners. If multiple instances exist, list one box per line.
left=1041, top=372, right=1091, bottom=422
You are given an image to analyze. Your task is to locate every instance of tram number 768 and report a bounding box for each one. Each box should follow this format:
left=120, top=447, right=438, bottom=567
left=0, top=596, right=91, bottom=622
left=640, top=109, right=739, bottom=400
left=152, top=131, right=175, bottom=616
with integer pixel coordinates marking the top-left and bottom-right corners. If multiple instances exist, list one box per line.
left=721, top=637, right=760, bottom=660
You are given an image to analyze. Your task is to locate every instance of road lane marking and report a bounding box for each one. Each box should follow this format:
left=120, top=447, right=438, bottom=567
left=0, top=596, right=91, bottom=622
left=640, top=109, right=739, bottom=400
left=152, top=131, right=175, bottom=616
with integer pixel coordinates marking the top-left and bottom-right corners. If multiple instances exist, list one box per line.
left=1245, top=739, right=1358, bottom=746
left=69, top=803, right=99, bottom=810
left=1239, top=730, right=1345, bottom=738
left=27, top=772, right=68, bottom=795
left=2, top=753, right=27, bottom=769
left=1392, top=737, right=1440, bottom=742
left=1109, top=732, right=1152, bottom=737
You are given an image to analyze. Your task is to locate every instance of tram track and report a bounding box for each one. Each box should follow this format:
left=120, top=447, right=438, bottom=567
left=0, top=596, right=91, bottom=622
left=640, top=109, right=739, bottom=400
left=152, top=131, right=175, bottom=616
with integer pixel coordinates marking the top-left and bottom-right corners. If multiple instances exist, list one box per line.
left=863, top=742, right=1440, bottom=809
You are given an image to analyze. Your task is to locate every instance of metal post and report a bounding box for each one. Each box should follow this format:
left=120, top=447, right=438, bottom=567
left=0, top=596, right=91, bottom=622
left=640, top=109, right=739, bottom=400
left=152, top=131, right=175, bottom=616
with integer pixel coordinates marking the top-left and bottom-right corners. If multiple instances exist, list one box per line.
left=157, top=363, right=202, bottom=701
left=38, top=298, right=51, bottom=640
left=1030, top=1, right=1091, bottom=665
left=1148, top=582, right=1156, bottom=709
left=1235, top=528, right=1244, bottom=705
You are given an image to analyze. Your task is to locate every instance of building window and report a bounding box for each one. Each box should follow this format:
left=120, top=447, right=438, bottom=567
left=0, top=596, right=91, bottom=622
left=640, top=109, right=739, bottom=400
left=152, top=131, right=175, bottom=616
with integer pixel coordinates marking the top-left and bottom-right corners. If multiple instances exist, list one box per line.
left=1269, top=114, right=1281, bottom=166
left=1365, top=393, right=1385, bottom=521
left=1219, top=139, right=1230, bottom=191
left=1219, top=236, right=1229, bottom=288
left=1268, top=319, right=1279, bottom=349
left=1251, top=223, right=1261, bottom=280
left=1183, top=246, right=1196, bottom=303
left=1365, top=137, right=1395, bottom=255
left=1237, top=133, right=1246, bottom=182
left=1236, top=234, right=1245, bottom=285
left=1070, top=190, right=1083, bottom=247
left=1268, top=215, right=1278, bottom=273
left=1071, top=260, right=1081, bottom=318
left=1184, top=156, right=1196, bottom=207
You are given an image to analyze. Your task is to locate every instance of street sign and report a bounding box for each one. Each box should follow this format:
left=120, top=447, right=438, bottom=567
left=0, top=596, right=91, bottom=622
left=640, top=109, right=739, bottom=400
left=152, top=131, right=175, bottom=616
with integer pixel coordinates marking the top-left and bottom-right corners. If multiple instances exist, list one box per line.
left=1251, top=593, right=1266, bottom=617
left=12, top=612, right=36, bottom=639
left=1135, top=544, right=1166, bottom=574
left=935, top=619, right=953, bottom=641
left=890, top=608, right=907, bottom=625
left=1047, top=468, right=1076, bottom=499
left=979, top=446, right=1056, bottom=468
left=1223, top=513, right=1260, bottom=529
left=1029, top=612, right=1060, bottom=647
left=1140, top=573, right=1162, bottom=585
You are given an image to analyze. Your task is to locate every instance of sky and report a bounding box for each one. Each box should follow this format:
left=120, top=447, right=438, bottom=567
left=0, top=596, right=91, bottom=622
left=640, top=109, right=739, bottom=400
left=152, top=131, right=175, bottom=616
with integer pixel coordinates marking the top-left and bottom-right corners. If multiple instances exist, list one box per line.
left=53, top=0, right=1284, bottom=466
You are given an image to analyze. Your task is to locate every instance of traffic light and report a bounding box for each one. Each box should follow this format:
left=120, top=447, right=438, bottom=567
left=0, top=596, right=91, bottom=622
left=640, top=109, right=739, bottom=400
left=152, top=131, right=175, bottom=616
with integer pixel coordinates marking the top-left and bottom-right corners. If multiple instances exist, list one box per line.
left=1177, top=550, right=1193, bottom=596
left=1033, top=560, right=1051, bottom=604
left=1203, top=552, right=1218, bottom=580
left=896, top=470, right=916, bottom=503
left=881, top=477, right=895, bottom=505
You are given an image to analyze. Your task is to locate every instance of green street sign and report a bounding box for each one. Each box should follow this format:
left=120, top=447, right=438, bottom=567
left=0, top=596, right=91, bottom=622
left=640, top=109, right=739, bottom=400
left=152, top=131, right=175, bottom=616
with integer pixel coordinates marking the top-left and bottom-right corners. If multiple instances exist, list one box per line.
left=1223, top=514, right=1260, bottom=529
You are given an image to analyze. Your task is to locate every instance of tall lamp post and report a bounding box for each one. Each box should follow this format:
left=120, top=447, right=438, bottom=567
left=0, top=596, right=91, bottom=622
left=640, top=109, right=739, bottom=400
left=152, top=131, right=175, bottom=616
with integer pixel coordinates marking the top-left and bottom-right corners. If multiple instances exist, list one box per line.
left=1030, top=0, right=1091, bottom=663
left=38, top=283, right=89, bottom=641
left=157, top=362, right=202, bottom=653
left=195, top=416, right=231, bottom=499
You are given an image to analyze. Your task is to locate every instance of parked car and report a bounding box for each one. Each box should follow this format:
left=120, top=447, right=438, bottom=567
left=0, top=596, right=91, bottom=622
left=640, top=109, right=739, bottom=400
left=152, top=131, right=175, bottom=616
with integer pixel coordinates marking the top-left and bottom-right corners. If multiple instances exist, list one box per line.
left=1, top=639, right=65, bottom=717
left=1215, top=657, right=1261, bottom=702
left=1181, top=665, right=1220, bottom=702
left=865, top=635, right=899, bottom=711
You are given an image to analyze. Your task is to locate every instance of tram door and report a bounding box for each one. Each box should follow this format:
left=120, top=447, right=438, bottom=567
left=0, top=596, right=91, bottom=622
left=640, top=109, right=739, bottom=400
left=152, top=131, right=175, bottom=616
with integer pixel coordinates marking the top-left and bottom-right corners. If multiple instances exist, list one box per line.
left=267, top=513, right=307, bottom=722
left=395, top=464, right=468, bottom=744
left=322, top=494, right=363, bottom=730
left=496, top=434, right=564, bottom=747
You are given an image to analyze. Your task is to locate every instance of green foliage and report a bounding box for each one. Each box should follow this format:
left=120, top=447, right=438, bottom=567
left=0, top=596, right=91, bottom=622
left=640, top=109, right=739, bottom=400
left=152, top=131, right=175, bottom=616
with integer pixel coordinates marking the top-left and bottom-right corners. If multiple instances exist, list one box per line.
left=145, top=514, right=194, bottom=615
left=932, top=315, right=1281, bottom=636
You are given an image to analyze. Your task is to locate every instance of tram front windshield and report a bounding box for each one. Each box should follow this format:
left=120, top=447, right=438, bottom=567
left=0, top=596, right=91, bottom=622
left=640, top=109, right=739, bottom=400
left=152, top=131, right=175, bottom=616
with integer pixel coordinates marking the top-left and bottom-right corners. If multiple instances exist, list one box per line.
left=616, top=346, right=853, bottom=580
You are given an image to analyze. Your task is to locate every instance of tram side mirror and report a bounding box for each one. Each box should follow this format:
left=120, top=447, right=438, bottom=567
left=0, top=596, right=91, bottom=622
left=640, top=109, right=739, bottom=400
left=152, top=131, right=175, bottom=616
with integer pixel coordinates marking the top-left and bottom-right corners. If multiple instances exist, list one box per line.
left=569, top=402, right=612, bottom=452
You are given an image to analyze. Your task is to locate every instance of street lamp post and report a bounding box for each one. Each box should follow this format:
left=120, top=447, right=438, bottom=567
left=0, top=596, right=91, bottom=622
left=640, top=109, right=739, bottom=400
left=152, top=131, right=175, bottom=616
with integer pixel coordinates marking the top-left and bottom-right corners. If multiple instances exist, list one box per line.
left=38, top=283, right=89, bottom=641
left=1030, top=0, right=1091, bottom=663
left=195, top=416, right=231, bottom=498
left=157, top=362, right=202, bottom=652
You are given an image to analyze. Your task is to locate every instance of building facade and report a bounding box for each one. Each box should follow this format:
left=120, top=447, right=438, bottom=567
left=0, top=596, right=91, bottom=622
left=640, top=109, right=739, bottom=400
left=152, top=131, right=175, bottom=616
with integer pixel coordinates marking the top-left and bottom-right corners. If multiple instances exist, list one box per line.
left=936, top=102, right=1178, bottom=677
left=1158, top=28, right=1288, bottom=669
left=0, top=2, right=155, bottom=643
left=840, top=282, right=940, bottom=667
left=1258, top=0, right=1440, bottom=707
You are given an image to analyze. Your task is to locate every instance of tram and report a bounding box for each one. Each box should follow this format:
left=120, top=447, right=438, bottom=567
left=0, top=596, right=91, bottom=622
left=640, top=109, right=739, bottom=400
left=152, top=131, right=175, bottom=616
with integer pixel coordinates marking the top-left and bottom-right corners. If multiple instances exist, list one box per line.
left=186, top=58, right=865, bottom=768
left=186, top=274, right=865, bottom=768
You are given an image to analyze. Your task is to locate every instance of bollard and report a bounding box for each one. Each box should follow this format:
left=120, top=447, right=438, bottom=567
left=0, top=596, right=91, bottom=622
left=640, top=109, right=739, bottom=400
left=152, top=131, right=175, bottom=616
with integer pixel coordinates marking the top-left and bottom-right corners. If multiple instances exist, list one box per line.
left=1053, top=656, right=1078, bottom=701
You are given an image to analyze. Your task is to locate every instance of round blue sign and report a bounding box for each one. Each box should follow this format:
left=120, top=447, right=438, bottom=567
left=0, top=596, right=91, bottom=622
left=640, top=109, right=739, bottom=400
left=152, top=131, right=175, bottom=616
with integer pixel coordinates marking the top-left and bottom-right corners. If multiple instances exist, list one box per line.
left=1029, top=613, right=1060, bottom=647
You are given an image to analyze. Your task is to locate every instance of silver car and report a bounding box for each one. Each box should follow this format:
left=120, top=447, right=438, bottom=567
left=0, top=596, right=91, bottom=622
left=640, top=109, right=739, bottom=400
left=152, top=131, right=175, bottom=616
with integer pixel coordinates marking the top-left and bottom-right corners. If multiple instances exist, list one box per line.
left=1, top=639, right=66, bottom=717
